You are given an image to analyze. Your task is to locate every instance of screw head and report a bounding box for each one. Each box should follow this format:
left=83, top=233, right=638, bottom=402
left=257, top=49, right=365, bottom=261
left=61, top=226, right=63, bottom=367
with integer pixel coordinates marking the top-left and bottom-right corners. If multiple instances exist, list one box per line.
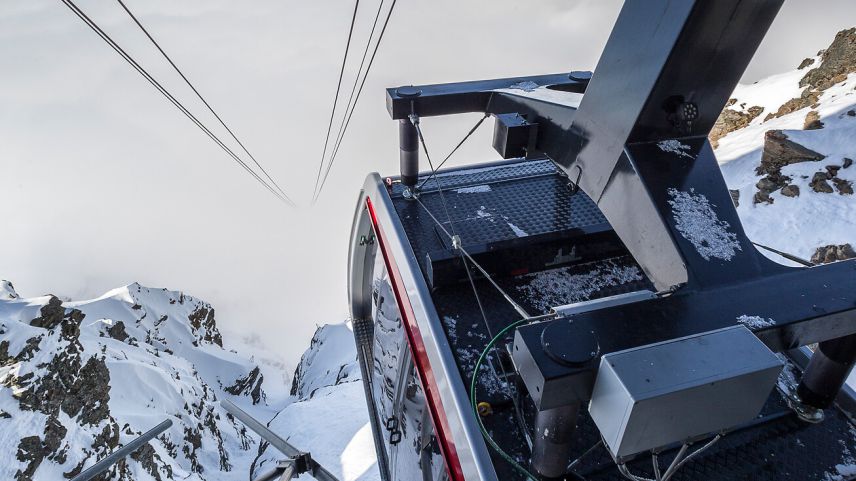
left=396, top=86, right=422, bottom=98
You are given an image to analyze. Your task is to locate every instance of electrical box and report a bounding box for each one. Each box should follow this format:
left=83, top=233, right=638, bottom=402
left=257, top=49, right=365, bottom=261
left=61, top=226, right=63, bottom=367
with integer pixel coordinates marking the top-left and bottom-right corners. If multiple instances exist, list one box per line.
left=492, top=113, right=537, bottom=159
left=589, top=325, right=782, bottom=459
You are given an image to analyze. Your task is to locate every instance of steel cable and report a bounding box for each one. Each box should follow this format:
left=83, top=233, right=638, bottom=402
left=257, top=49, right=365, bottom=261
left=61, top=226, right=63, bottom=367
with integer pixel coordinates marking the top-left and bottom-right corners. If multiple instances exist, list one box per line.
left=60, top=0, right=293, bottom=205
left=116, top=0, right=296, bottom=206
left=314, top=0, right=397, bottom=202
left=313, top=0, right=362, bottom=198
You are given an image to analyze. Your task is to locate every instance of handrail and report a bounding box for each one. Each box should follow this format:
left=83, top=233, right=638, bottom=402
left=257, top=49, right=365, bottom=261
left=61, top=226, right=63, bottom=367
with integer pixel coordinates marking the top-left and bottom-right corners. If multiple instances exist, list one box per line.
left=71, top=419, right=173, bottom=481
left=220, top=399, right=340, bottom=481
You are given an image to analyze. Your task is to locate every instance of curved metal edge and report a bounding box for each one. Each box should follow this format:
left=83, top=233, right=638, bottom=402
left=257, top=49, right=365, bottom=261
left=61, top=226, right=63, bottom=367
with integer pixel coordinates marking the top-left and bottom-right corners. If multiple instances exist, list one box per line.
left=349, top=173, right=500, bottom=481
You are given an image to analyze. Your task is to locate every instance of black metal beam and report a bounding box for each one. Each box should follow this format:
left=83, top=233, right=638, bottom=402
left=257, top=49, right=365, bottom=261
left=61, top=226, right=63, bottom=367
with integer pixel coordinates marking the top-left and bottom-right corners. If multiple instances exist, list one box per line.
left=552, top=0, right=785, bottom=291
left=385, top=72, right=587, bottom=120
left=513, top=258, right=856, bottom=409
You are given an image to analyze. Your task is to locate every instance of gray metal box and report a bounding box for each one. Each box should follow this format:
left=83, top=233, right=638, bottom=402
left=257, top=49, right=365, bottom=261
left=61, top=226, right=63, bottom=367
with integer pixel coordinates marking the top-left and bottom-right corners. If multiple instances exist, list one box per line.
left=589, top=325, right=782, bottom=459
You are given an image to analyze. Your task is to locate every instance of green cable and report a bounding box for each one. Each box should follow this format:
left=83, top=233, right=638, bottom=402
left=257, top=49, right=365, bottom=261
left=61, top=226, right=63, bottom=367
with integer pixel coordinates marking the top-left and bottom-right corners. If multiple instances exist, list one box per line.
left=469, top=318, right=539, bottom=481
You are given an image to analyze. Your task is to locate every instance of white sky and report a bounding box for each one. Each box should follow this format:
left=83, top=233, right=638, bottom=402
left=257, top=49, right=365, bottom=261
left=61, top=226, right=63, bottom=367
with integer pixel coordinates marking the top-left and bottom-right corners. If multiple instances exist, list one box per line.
left=1, top=0, right=854, bottom=368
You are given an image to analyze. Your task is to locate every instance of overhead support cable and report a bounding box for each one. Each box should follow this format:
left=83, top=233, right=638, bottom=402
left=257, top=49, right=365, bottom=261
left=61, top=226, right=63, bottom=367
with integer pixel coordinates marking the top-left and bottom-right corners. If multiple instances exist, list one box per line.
left=60, top=0, right=294, bottom=206
left=313, top=0, right=362, bottom=199
left=313, top=0, right=386, bottom=204
left=314, top=0, right=398, bottom=202
left=116, top=0, right=295, bottom=206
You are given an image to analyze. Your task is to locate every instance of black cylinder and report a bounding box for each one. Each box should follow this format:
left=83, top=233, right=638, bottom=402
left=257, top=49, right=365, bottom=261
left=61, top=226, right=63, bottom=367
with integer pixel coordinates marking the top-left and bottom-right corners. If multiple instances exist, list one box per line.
left=399, top=119, right=419, bottom=187
left=531, top=403, right=580, bottom=479
left=796, top=333, right=856, bottom=409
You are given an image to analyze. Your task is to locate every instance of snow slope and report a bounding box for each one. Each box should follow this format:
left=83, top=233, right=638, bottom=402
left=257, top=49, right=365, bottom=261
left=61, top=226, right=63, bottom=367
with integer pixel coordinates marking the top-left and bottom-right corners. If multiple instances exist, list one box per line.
left=717, top=51, right=856, bottom=262
left=252, top=322, right=379, bottom=481
left=0, top=281, right=287, bottom=481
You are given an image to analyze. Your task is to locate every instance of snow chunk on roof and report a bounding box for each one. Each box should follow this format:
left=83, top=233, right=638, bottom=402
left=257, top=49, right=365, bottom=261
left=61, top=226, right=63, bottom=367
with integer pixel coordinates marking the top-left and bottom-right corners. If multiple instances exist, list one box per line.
left=507, top=222, right=528, bottom=238
left=518, top=261, right=644, bottom=312
left=667, top=188, right=742, bottom=261
left=657, top=139, right=694, bottom=159
left=507, top=80, right=539, bottom=92
left=736, top=314, right=774, bottom=329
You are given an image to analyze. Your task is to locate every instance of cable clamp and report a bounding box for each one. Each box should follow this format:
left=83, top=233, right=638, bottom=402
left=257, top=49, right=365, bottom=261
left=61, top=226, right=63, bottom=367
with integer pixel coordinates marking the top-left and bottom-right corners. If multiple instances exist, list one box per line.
left=451, top=235, right=462, bottom=251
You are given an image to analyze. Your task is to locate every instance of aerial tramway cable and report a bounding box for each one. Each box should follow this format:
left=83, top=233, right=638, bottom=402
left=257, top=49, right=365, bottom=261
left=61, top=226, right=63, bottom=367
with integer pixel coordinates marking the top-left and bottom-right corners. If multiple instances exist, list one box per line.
left=59, top=0, right=295, bottom=206
left=313, top=0, right=362, bottom=199
left=116, top=0, right=296, bottom=206
left=314, top=0, right=398, bottom=202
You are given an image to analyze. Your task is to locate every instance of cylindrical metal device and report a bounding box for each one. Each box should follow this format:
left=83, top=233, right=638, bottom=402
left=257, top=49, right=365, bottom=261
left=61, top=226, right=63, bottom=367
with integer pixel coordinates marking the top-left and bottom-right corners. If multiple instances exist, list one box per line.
left=797, top=333, right=856, bottom=409
left=531, top=402, right=580, bottom=479
left=399, top=119, right=419, bottom=187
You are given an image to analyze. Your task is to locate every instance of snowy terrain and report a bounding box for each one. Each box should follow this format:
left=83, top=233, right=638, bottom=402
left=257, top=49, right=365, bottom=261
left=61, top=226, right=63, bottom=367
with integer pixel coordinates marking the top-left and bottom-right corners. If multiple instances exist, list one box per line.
left=0, top=281, right=288, bottom=481
left=716, top=29, right=856, bottom=264
left=252, top=323, right=379, bottom=481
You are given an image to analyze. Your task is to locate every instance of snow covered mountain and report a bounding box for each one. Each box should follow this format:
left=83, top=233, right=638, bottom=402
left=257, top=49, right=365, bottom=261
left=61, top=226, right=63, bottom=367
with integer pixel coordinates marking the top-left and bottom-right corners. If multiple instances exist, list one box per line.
left=0, top=280, right=285, bottom=481
left=716, top=27, right=856, bottom=264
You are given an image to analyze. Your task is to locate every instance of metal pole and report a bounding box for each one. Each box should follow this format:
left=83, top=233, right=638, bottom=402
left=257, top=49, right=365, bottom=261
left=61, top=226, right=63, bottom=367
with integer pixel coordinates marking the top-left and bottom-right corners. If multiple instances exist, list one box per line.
left=221, top=399, right=301, bottom=458
left=399, top=118, right=419, bottom=187
left=530, top=402, right=581, bottom=479
left=797, top=333, right=856, bottom=409
left=71, top=419, right=172, bottom=481
left=220, top=399, right=340, bottom=481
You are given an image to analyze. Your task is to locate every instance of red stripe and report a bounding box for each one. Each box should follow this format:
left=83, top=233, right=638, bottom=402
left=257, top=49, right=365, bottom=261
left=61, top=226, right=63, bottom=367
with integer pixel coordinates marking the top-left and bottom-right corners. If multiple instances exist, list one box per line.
left=366, top=197, right=465, bottom=481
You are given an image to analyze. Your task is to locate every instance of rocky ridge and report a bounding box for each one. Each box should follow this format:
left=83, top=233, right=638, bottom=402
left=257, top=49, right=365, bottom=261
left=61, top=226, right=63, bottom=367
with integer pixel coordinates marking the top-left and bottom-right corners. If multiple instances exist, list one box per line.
left=0, top=281, right=277, bottom=481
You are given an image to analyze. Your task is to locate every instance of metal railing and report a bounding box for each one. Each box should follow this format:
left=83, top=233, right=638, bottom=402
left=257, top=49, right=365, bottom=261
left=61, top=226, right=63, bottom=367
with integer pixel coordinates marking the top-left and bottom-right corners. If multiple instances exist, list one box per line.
left=71, top=419, right=173, bottom=481
left=221, top=399, right=340, bottom=481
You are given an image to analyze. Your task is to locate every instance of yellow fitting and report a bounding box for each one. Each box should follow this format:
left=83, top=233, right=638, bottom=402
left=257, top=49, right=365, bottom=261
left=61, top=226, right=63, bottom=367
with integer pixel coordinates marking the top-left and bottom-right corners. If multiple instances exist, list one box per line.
left=477, top=402, right=493, bottom=417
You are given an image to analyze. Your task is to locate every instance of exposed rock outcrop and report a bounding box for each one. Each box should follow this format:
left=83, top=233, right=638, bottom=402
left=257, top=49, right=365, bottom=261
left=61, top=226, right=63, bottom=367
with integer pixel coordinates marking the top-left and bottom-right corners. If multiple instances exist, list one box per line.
left=188, top=306, right=223, bottom=347
left=752, top=130, right=826, bottom=203
left=226, top=367, right=266, bottom=405
left=765, top=28, right=856, bottom=122
left=710, top=105, right=764, bottom=148
left=811, top=244, right=856, bottom=264
left=799, top=28, right=856, bottom=92
left=757, top=130, right=825, bottom=176
left=803, top=110, right=824, bottom=130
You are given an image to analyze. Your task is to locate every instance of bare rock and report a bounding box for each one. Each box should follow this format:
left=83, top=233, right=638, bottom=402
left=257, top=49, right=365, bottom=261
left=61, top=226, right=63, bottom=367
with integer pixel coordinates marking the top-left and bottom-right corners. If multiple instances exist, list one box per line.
left=729, top=189, right=740, bottom=207
left=756, top=176, right=779, bottom=192
left=810, top=172, right=834, bottom=193
left=710, top=105, right=764, bottom=148
left=131, top=443, right=171, bottom=481
left=847, top=110, right=855, bottom=117
left=826, top=165, right=841, bottom=176
left=225, top=366, right=266, bottom=405
left=798, top=57, right=815, bottom=69
left=107, top=320, right=129, bottom=342
left=799, top=28, right=856, bottom=91
left=753, top=190, right=773, bottom=205
left=758, top=130, right=825, bottom=176
left=764, top=89, right=821, bottom=121
left=811, top=243, right=856, bottom=264
left=803, top=110, right=824, bottom=130
left=781, top=184, right=800, bottom=197
left=29, top=297, right=65, bottom=330
left=188, top=306, right=223, bottom=347
left=15, top=436, right=44, bottom=481
left=833, top=177, right=854, bottom=195
left=844, top=157, right=853, bottom=169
